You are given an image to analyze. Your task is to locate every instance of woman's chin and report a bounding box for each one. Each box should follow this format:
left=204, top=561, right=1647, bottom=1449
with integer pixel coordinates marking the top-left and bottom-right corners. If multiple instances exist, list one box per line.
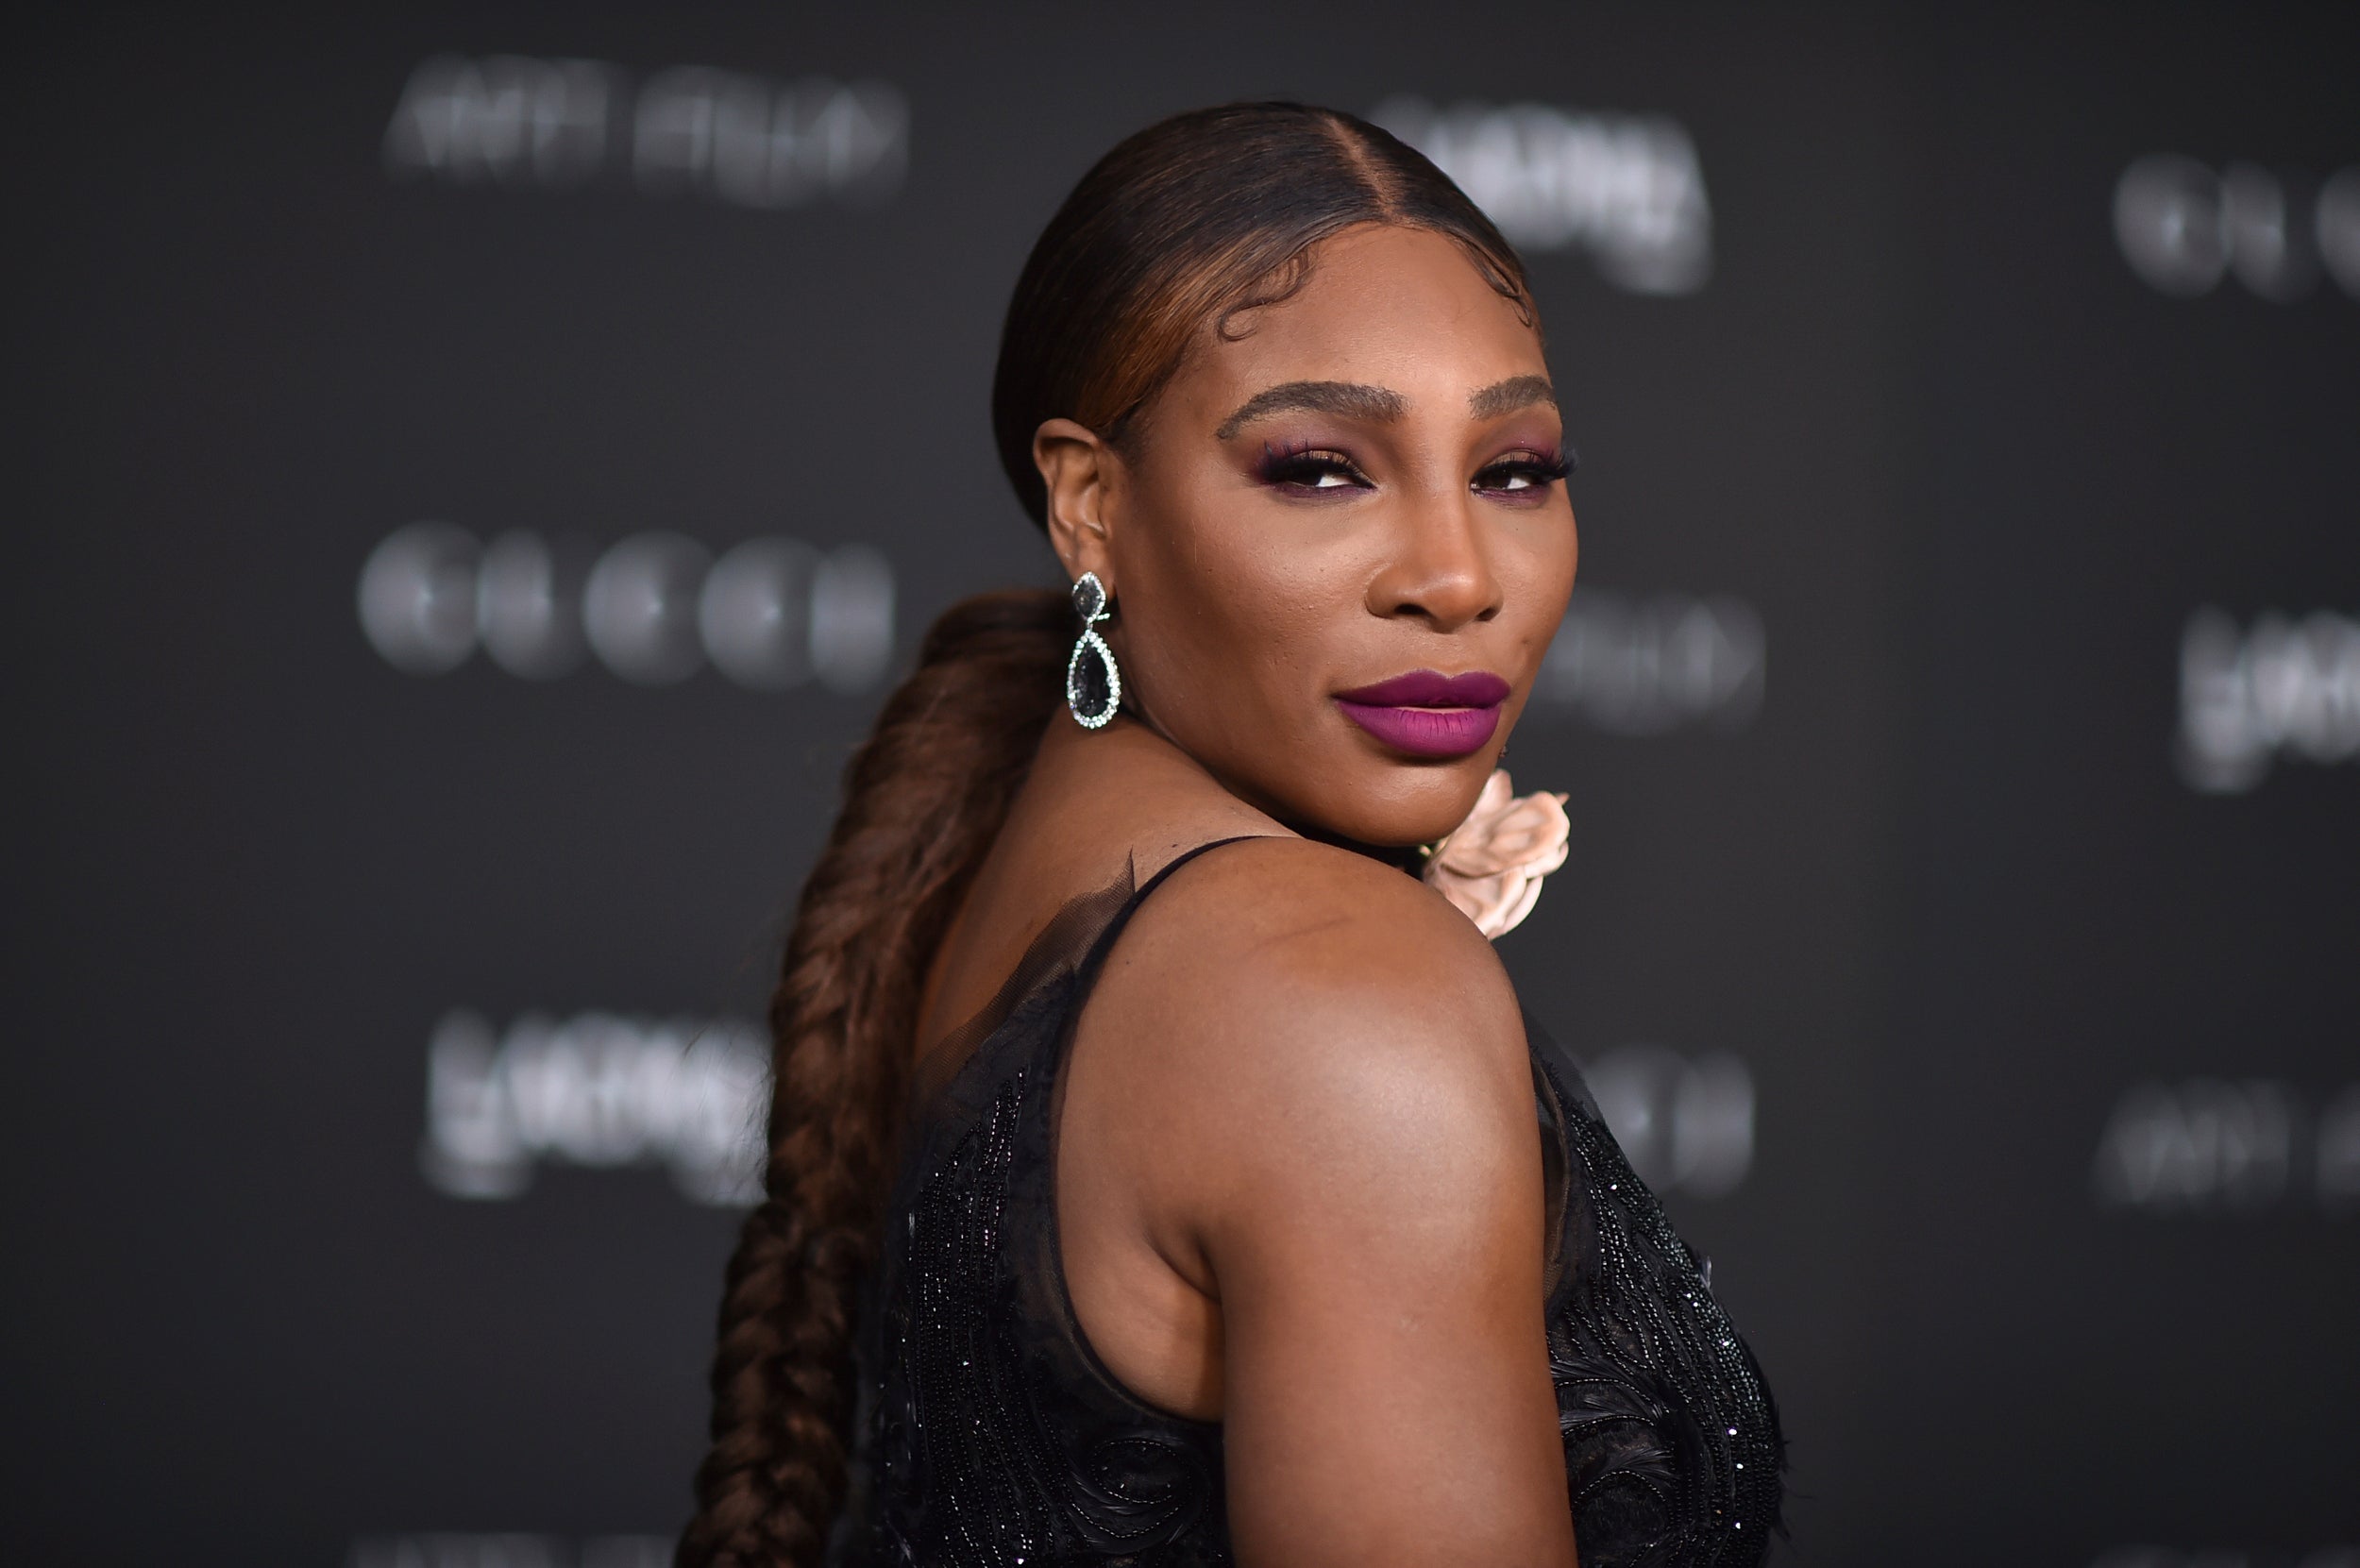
left=1283, top=774, right=1497, bottom=853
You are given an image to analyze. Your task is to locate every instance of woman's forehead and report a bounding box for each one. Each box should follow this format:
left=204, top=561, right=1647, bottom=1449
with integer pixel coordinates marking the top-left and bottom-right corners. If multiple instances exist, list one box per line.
left=1171, top=227, right=1547, bottom=422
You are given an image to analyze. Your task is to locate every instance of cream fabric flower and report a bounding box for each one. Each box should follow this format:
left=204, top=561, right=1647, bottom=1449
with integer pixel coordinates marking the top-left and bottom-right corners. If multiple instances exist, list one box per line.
left=1422, top=769, right=1572, bottom=938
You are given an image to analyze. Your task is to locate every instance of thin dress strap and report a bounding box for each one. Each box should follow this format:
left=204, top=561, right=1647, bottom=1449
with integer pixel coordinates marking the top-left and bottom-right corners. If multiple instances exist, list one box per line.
left=905, top=835, right=1278, bottom=1121
left=1033, top=833, right=1273, bottom=1425
left=1066, top=835, right=1272, bottom=993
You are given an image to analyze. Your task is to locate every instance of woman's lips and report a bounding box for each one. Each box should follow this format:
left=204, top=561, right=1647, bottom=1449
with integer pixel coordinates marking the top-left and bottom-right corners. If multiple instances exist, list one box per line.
left=1333, top=669, right=1510, bottom=759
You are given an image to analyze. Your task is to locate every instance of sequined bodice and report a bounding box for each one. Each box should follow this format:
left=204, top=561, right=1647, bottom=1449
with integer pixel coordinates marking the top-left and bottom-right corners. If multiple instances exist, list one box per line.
left=832, top=841, right=1784, bottom=1567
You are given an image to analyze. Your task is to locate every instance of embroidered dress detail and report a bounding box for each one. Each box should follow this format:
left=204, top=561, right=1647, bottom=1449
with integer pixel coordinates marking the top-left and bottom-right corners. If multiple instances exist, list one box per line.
left=832, top=840, right=1783, bottom=1567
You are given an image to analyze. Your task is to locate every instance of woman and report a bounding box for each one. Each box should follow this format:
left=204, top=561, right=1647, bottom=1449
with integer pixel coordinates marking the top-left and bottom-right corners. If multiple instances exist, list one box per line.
left=679, top=103, right=1782, bottom=1568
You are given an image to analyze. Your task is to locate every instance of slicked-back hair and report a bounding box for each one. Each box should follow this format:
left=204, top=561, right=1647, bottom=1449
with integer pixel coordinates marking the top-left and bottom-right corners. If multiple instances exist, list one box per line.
left=992, top=100, right=1534, bottom=526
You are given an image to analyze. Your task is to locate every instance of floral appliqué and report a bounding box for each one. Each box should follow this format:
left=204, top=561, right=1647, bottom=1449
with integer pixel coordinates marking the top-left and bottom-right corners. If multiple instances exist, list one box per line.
left=1422, top=769, right=1571, bottom=938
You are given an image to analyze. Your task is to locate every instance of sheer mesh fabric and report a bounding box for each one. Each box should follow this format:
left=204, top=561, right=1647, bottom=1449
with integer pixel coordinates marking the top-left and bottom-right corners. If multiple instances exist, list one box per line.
left=831, top=839, right=1783, bottom=1567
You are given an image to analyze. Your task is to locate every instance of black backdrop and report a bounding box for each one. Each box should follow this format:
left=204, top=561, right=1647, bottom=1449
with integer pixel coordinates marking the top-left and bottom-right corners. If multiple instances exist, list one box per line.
left=5, top=7, right=2355, bottom=1565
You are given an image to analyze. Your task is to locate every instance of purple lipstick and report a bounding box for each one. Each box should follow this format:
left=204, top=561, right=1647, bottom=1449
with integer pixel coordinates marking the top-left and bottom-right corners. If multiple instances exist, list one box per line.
left=1333, top=669, right=1510, bottom=759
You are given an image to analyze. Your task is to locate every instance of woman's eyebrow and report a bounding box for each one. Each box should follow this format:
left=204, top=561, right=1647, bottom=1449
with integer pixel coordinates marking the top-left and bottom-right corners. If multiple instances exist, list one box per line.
left=1469, top=375, right=1557, bottom=419
left=1214, top=380, right=1407, bottom=439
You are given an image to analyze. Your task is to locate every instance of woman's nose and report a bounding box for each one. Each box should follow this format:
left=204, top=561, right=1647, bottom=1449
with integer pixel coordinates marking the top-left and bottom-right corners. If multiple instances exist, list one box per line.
left=1365, top=494, right=1503, bottom=632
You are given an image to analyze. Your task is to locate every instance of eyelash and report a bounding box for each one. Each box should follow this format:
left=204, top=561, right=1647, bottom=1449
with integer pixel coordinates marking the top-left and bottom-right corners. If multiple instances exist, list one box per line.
left=1256, top=443, right=1370, bottom=492
left=1256, top=441, right=1577, bottom=496
left=1477, top=448, right=1577, bottom=494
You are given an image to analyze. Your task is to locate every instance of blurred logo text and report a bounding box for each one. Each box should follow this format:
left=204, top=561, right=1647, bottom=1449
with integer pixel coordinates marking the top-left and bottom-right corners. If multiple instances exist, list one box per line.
left=2116, top=155, right=2360, bottom=301
left=383, top=56, right=907, bottom=209
left=2091, top=1548, right=2358, bottom=1568
left=421, top=1009, right=767, bottom=1206
left=360, top=525, right=896, bottom=691
left=2094, top=1079, right=2360, bottom=1215
left=1374, top=97, right=1711, bottom=294
left=2177, top=607, right=2360, bottom=792
left=1583, top=1044, right=1756, bottom=1198
left=354, top=1537, right=673, bottom=1568
left=1536, top=587, right=1764, bottom=734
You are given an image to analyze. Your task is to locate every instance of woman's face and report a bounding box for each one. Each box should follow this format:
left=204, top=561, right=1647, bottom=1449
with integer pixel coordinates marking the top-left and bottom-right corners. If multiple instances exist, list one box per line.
left=1041, top=223, right=1577, bottom=849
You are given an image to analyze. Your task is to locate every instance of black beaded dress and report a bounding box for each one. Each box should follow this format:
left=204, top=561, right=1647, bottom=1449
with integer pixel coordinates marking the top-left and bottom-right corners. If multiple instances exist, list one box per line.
left=832, top=839, right=1784, bottom=1568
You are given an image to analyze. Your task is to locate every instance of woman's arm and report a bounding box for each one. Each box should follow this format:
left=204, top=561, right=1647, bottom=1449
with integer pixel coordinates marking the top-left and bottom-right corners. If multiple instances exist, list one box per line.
left=1088, top=841, right=1577, bottom=1568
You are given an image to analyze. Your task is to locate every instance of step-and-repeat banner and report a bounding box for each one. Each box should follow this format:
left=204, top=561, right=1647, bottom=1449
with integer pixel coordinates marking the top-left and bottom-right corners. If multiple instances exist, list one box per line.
left=6, top=8, right=2353, bottom=1565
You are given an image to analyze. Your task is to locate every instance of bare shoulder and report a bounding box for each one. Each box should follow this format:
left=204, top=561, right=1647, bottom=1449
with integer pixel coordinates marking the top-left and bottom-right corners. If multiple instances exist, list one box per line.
left=1087, top=837, right=1536, bottom=1210
left=1117, top=836, right=1524, bottom=1038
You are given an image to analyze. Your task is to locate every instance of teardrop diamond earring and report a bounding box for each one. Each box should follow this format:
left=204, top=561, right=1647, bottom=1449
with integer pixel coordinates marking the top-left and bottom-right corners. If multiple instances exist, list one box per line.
left=1065, top=572, right=1121, bottom=729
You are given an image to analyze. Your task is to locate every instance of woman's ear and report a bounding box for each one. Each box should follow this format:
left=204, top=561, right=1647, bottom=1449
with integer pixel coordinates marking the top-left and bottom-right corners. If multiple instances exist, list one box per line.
left=1034, top=417, right=1121, bottom=593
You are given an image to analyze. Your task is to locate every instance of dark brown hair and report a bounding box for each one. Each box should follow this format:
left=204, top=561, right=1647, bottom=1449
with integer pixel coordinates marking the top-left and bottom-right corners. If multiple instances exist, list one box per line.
left=678, top=102, right=1531, bottom=1568
left=993, top=101, right=1533, bottom=528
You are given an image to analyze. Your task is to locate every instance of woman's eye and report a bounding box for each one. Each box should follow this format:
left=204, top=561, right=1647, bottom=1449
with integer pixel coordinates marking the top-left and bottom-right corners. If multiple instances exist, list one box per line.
left=1474, top=452, right=1574, bottom=495
left=1262, top=450, right=1370, bottom=491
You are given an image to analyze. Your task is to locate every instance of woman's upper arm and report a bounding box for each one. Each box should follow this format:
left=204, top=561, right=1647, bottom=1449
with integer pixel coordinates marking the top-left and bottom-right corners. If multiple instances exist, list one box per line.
left=1115, top=849, right=1577, bottom=1568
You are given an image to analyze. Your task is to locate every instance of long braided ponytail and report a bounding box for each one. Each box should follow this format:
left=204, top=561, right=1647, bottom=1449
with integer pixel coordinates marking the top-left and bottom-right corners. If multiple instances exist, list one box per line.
left=677, top=590, right=1068, bottom=1566
left=679, top=101, right=1532, bottom=1567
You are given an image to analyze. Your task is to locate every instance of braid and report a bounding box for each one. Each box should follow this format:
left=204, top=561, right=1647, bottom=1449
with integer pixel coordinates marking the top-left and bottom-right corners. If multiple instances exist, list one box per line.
left=679, top=588, right=1071, bottom=1567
